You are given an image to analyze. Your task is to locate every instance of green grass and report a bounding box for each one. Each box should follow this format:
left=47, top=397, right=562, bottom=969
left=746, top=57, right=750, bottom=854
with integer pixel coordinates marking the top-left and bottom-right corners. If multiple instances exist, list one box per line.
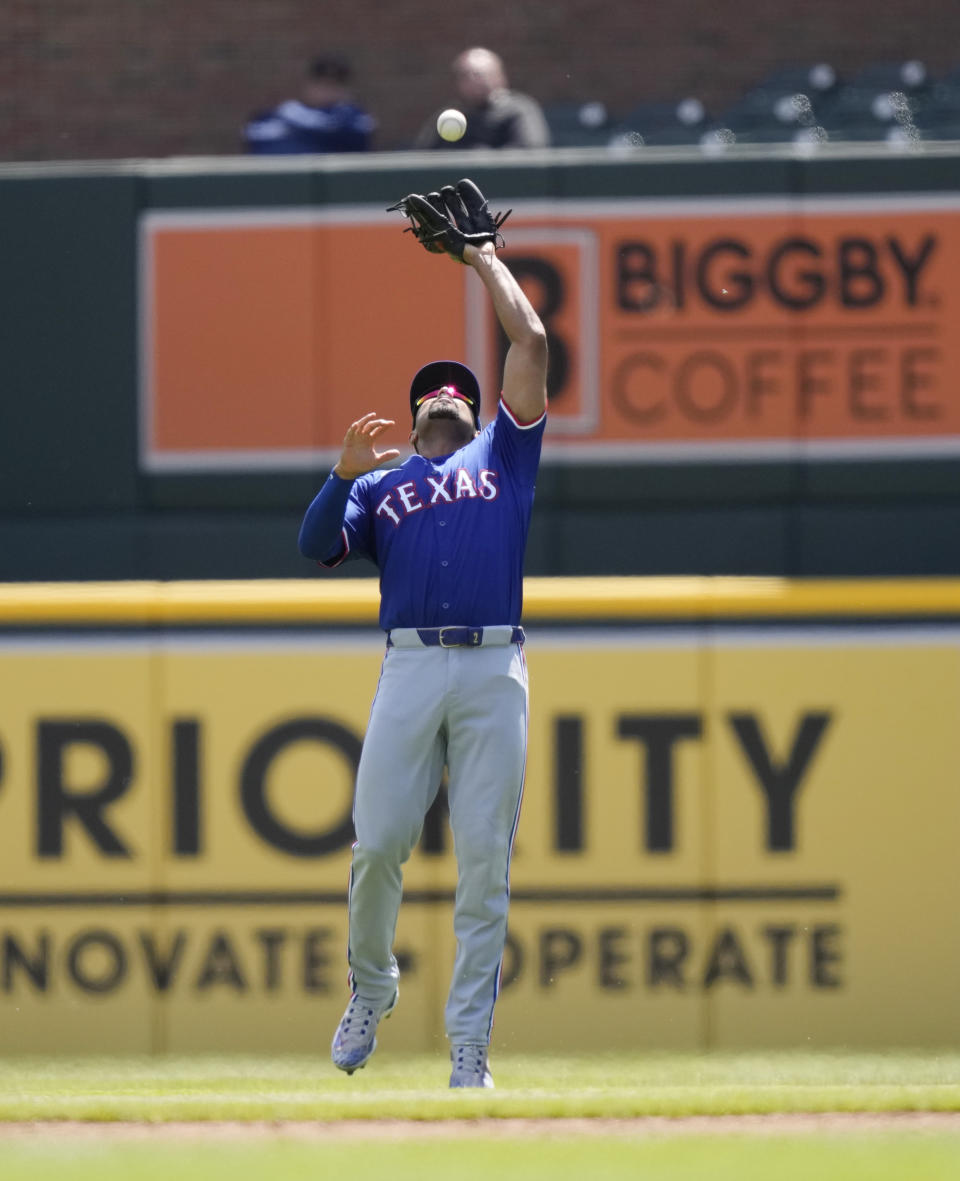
left=3, top=1134, right=960, bottom=1181
left=2, top=1053, right=960, bottom=1180
left=1, top=1050, right=960, bottom=1122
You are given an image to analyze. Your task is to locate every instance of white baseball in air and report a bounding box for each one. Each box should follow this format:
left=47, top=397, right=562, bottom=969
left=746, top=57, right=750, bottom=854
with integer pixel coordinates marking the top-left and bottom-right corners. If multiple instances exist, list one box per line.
left=437, top=108, right=467, bottom=142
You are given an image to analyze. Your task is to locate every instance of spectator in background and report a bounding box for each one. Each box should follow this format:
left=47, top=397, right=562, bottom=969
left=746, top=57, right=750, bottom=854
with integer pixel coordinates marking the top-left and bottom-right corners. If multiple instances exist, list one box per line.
left=244, top=55, right=376, bottom=154
left=414, top=47, right=550, bottom=150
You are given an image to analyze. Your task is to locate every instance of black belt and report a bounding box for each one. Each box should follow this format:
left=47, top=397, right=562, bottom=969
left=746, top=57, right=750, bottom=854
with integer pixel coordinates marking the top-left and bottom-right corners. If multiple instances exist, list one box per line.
left=387, top=626, right=525, bottom=648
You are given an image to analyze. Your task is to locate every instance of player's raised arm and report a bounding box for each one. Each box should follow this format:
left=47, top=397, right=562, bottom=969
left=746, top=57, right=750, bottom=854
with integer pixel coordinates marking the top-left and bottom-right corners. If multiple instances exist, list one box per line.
left=387, top=178, right=548, bottom=423
left=462, top=241, right=547, bottom=423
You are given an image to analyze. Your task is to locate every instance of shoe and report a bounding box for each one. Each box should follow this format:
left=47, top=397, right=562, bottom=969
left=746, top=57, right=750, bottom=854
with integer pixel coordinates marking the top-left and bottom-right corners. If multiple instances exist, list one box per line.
left=331, top=991, right=397, bottom=1074
left=449, top=1043, right=494, bottom=1088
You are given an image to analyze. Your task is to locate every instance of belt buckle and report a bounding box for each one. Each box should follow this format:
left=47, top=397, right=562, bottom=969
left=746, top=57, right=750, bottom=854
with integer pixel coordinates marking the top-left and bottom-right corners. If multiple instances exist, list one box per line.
left=438, top=627, right=483, bottom=647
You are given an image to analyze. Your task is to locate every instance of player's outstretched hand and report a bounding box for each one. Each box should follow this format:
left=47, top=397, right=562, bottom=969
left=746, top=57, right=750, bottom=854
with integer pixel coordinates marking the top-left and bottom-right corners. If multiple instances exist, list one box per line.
left=334, top=413, right=400, bottom=479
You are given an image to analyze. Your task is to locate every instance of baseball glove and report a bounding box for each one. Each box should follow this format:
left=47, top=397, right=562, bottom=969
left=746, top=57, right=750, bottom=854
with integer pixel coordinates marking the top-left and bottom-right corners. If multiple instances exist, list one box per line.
left=387, top=178, right=511, bottom=261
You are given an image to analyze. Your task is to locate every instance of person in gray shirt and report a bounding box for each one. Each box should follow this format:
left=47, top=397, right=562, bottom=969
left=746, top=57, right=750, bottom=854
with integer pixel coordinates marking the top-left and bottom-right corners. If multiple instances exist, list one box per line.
left=414, top=47, right=550, bottom=149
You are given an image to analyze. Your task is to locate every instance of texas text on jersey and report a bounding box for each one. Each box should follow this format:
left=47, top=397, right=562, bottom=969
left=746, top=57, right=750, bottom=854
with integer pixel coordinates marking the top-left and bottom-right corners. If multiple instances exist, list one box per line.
left=314, top=398, right=545, bottom=631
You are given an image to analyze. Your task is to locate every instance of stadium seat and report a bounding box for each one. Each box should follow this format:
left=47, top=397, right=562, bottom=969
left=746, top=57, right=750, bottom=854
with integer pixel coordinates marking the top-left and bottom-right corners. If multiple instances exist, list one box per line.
left=606, top=98, right=710, bottom=148
left=709, top=62, right=839, bottom=146
left=733, top=62, right=840, bottom=110
left=816, top=60, right=931, bottom=143
left=542, top=100, right=614, bottom=147
left=909, top=68, right=960, bottom=141
left=843, top=59, right=930, bottom=94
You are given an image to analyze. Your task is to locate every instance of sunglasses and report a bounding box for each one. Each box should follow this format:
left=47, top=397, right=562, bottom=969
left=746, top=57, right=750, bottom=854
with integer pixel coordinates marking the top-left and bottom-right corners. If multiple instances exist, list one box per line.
left=414, top=385, right=475, bottom=409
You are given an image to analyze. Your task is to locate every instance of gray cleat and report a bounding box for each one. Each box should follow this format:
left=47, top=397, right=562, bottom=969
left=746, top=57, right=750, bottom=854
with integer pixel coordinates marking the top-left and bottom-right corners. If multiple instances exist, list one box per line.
left=331, top=991, right=397, bottom=1074
left=449, top=1043, right=494, bottom=1088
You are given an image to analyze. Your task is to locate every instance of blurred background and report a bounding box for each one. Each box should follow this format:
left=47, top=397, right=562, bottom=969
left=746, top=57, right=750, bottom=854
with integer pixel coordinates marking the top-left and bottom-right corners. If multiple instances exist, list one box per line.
left=6, top=0, right=960, bottom=158
left=3, top=0, right=960, bottom=581
left=2, top=1, right=960, bottom=1058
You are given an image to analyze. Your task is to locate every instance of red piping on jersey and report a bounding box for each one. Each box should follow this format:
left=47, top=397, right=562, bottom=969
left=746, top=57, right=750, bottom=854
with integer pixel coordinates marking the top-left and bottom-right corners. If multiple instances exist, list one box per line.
left=318, top=526, right=350, bottom=568
left=500, top=396, right=547, bottom=429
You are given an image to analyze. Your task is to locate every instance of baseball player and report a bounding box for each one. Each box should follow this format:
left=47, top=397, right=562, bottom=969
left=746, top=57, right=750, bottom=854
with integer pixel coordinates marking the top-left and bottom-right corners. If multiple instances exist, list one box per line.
left=298, top=179, right=547, bottom=1087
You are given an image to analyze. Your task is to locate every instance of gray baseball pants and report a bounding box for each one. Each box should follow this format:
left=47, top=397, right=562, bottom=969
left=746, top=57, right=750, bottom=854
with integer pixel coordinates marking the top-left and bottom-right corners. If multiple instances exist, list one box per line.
left=345, top=639, right=528, bottom=1045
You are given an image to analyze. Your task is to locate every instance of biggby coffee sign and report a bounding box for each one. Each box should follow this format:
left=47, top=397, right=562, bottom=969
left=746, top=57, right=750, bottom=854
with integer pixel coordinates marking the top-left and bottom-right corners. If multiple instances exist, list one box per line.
left=141, top=196, right=960, bottom=470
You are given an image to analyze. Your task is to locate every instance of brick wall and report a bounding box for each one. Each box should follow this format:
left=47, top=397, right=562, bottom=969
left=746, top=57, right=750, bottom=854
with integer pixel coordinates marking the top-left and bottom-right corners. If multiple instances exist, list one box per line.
left=4, top=0, right=960, bottom=160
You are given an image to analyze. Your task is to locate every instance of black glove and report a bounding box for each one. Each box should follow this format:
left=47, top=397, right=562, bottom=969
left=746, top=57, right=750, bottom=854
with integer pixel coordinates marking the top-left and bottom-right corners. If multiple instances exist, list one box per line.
left=387, top=178, right=511, bottom=261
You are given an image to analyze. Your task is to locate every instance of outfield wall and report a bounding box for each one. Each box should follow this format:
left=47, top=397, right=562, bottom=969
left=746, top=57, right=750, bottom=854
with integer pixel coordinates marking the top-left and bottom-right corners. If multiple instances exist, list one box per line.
left=5, top=150, right=960, bottom=581
left=1, top=577, right=958, bottom=1053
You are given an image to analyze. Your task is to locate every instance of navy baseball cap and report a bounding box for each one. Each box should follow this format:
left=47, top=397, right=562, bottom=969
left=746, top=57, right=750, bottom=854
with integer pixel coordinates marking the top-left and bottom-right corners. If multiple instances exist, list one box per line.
left=409, top=360, right=481, bottom=428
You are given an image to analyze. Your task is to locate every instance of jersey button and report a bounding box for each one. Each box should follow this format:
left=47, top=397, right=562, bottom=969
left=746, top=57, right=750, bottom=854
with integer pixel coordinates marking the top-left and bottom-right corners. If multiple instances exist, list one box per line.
left=439, top=520, right=446, bottom=526
left=442, top=602, right=450, bottom=609
left=441, top=560, right=449, bottom=567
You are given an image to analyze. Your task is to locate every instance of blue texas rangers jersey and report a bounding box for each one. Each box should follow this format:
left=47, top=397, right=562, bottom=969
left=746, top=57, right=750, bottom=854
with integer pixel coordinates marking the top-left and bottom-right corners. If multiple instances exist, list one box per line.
left=315, top=400, right=545, bottom=630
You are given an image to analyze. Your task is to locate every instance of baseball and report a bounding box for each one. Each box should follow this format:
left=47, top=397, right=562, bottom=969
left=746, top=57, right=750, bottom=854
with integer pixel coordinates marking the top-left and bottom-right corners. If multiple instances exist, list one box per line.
left=437, top=108, right=467, bottom=142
